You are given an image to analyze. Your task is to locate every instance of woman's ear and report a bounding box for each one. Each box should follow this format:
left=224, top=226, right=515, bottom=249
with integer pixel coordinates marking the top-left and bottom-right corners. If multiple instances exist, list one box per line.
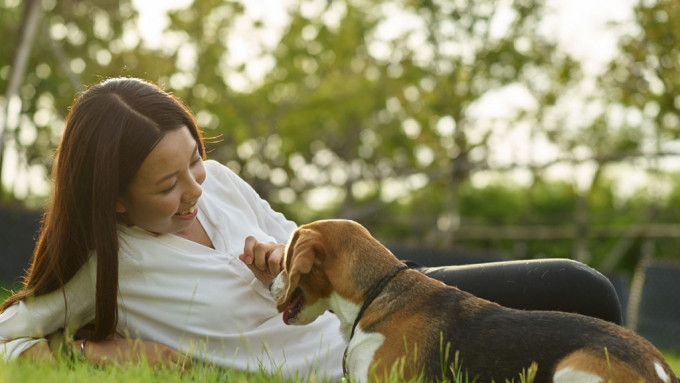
left=115, top=200, right=127, bottom=214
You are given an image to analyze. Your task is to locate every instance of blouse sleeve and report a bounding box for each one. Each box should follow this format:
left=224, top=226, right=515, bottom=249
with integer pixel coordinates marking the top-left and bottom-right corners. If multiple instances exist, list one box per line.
left=207, top=160, right=298, bottom=244
left=0, top=255, right=97, bottom=361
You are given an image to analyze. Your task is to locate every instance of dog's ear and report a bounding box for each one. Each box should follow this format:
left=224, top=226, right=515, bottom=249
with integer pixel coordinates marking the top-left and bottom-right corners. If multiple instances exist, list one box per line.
left=277, top=228, right=324, bottom=309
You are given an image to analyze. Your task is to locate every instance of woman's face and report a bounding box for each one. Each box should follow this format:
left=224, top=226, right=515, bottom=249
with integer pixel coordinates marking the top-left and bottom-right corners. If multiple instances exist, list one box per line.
left=116, top=126, right=206, bottom=235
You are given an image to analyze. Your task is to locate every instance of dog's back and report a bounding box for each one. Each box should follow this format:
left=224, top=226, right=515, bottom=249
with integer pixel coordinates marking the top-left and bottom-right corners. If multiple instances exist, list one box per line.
left=368, top=270, right=677, bottom=382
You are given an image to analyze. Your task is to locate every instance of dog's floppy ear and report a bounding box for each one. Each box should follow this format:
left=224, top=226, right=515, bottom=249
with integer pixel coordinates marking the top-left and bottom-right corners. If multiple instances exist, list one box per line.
left=276, top=228, right=324, bottom=310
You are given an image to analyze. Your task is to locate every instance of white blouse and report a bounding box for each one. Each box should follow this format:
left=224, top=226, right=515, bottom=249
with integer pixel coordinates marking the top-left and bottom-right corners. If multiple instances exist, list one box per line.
left=0, top=160, right=346, bottom=379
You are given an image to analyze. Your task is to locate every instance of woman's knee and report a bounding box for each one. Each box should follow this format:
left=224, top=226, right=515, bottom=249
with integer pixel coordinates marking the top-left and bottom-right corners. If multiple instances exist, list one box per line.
left=534, top=258, right=623, bottom=324
left=414, top=258, right=624, bottom=325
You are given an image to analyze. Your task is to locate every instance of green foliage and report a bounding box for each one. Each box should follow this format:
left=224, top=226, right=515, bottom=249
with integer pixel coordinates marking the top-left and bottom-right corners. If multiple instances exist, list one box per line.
left=664, top=350, right=680, bottom=374
left=602, top=0, right=679, bottom=128
left=0, top=284, right=12, bottom=303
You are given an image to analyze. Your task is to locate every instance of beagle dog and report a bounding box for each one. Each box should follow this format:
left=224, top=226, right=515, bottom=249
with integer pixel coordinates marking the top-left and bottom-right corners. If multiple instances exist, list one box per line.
left=270, top=219, right=678, bottom=383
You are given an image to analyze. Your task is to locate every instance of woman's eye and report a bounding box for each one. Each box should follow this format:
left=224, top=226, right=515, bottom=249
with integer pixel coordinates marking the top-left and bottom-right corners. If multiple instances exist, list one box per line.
left=161, top=183, right=177, bottom=194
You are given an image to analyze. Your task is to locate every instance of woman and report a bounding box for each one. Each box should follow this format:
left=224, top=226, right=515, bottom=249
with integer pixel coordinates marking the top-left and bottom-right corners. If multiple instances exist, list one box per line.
left=0, top=77, right=621, bottom=379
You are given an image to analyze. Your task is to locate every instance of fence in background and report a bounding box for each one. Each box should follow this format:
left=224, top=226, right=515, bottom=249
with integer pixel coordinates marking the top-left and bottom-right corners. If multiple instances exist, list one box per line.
left=627, top=259, right=680, bottom=353
left=1, top=207, right=679, bottom=352
left=0, top=206, right=40, bottom=285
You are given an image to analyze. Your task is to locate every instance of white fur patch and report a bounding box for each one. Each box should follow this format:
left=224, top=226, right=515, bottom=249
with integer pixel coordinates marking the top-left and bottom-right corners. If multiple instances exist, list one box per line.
left=553, top=367, right=603, bottom=383
left=327, top=291, right=361, bottom=339
left=655, top=361, right=671, bottom=383
left=346, top=327, right=385, bottom=383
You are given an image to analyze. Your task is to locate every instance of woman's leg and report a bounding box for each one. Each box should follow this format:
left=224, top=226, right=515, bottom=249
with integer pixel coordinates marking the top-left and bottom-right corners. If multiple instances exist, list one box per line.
left=405, top=258, right=623, bottom=325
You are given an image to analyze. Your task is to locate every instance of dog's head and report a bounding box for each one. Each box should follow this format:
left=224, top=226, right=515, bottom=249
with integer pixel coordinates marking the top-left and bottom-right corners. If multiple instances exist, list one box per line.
left=270, top=219, right=401, bottom=325
left=270, top=223, right=332, bottom=325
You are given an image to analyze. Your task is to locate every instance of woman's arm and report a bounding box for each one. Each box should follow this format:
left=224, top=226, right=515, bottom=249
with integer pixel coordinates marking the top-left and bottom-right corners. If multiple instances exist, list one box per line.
left=16, top=341, right=52, bottom=362
left=82, top=337, right=188, bottom=366
left=1, top=256, right=187, bottom=367
left=0, top=257, right=96, bottom=362
left=18, top=336, right=188, bottom=367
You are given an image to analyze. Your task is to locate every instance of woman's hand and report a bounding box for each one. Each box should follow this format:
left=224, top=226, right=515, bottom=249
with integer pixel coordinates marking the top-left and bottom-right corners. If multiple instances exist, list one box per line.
left=239, top=236, right=286, bottom=286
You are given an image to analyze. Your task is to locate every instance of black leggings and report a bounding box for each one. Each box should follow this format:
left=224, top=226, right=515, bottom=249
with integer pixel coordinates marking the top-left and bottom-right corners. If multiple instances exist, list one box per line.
left=405, top=258, right=623, bottom=325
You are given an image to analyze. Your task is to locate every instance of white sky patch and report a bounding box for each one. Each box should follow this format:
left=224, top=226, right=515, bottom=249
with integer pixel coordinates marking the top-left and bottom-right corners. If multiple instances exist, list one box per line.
left=222, top=0, right=290, bottom=91
left=132, top=0, right=193, bottom=48
left=468, top=83, right=539, bottom=120
left=659, top=140, right=680, bottom=172
left=541, top=0, right=638, bottom=76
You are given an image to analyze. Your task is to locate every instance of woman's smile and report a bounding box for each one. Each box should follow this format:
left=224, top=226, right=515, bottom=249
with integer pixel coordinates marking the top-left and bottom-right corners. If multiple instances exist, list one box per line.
left=175, top=205, right=199, bottom=219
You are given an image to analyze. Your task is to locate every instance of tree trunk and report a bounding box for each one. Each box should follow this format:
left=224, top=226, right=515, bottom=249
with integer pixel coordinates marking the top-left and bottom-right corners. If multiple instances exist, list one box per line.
left=0, top=0, right=42, bottom=200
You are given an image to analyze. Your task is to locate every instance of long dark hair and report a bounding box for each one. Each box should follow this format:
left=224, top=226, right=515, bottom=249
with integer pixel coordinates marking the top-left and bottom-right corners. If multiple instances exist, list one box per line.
left=0, top=78, right=205, bottom=340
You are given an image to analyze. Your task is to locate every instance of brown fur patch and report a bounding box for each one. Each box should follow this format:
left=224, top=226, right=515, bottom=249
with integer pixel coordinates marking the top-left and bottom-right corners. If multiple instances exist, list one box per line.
left=370, top=311, right=433, bottom=381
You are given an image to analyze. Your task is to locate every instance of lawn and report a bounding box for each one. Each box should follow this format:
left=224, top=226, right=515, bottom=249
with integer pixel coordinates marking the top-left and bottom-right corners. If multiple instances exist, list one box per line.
left=667, top=352, right=680, bottom=376
left=0, top=358, right=536, bottom=383
left=0, top=359, right=294, bottom=383
left=0, top=355, right=678, bottom=383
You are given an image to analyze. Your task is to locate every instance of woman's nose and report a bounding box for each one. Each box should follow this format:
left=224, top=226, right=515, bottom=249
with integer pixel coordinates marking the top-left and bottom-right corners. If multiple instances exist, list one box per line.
left=183, top=173, right=203, bottom=202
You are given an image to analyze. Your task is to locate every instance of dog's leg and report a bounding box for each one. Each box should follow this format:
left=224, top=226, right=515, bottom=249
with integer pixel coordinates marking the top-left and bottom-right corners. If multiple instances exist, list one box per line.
left=346, top=327, right=386, bottom=383
left=553, top=348, right=672, bottom=383
left=553, top=368, right=605, bottom=383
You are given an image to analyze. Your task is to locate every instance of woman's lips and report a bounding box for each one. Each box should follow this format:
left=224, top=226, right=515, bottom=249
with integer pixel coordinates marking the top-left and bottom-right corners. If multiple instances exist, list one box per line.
left=175, top=205, right=198, bottom=219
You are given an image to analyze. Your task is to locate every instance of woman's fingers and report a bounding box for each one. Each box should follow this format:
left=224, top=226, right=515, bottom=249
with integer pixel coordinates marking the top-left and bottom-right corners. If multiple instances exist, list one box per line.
left=239, top=236, right=285, bottom=285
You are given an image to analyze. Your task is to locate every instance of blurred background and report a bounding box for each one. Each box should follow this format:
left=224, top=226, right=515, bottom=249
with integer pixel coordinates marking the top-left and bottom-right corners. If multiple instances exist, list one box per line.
left=0, top=0, right=679, bottom=351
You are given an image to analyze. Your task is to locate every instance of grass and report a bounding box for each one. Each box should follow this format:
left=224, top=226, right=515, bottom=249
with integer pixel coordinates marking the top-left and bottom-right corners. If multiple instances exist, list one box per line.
left=1, top=351, right=677, bottom=383
left=665, top=351, right=680, bottom=374
left=0, top=358, right=285, bottom=383
left=0, top=358, right=539, bottom=383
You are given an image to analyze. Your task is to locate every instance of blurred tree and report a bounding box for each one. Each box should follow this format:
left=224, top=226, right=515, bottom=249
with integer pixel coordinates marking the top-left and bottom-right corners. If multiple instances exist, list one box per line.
left=168, top=0, right=582, bottom=249
left=601, top=0, right=679, bottom=136
left=0, top=0, right=178, bottom=204
left=595, top=0, right=680, bottom=267
left=2, top=0, right=679, bottom=272
left=0, top=0, right=41, bottom=188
